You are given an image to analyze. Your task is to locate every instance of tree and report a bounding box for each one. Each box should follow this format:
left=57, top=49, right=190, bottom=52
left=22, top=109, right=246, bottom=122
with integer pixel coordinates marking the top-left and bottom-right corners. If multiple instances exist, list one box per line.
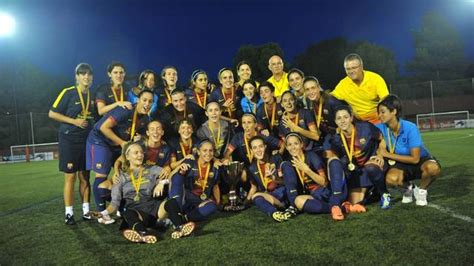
left=353, top=41, right=398, bottom=83
left=407, top=11, right=469, bottom=80
left=232, top=43, right=285, bottom=82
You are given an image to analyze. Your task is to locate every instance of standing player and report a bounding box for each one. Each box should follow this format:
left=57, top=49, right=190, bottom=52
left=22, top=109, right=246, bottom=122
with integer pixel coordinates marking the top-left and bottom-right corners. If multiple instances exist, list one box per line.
left=210, top=68, right=243, bottom=121
left=95, top=61, right=132, bottom=116
left=331, top=53, right=389, bottom=124
left=256, top=82, right=283, bottom=138
left=157, top=66, right=179, bottom=109
left=86, top=90, right=153, bottom=217
left=288, top=68, right=308, bottom=109
left=377, top=95, right=441, bottom=206
left=128, top=69, right=159, bottom=116
left=186, top=69, right=210, bottom=109
left=49, top=63, right=96, bottom=225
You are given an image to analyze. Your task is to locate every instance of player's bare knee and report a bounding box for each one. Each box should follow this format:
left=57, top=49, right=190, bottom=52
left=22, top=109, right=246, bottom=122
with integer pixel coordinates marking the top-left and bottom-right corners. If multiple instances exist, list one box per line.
left=294, top=197, right=306, bottom=210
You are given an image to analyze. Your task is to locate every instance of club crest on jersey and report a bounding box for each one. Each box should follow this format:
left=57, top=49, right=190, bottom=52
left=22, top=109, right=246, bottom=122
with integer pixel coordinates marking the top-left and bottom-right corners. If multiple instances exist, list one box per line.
left=96, top=163, right=102, bottom=169
left=323, top=109, right=329, bottom=114
left=67, top=163, right=74, bottom=169
left=158, top=152, right=164, bottom=159
left=209, top=172, right=214, bottom=178
left=360, top=138, right=366, bottom=145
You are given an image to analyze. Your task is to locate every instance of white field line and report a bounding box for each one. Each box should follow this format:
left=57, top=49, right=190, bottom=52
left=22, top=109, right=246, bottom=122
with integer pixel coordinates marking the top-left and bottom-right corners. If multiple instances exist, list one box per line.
left=424, top=134, right=473, bottom=144
left=428, top=203, right=473, bottom=223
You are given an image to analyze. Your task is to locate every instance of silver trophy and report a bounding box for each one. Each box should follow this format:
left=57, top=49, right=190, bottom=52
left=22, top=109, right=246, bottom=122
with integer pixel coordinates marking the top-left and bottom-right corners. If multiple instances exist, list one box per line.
left=224, top=161, right=245, bottom=212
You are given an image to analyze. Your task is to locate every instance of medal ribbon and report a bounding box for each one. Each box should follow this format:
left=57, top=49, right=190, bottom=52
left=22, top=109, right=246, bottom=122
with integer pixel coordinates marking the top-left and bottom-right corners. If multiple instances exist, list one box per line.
left=386, top=123, right=400, bottom=154
left=243, top=135, right=254, bottom=162
left=256, top=160, right=268, bottom=190
left=222, top=87, right=234, bottom=117
left=340, top=126, right=355, bottom=164
left=198, top=162, right=211, bottom=192
left=180, top=140, right=192, bottom=157
left=130, top=107, right=138, bottom=141
left=130, top=167, right=143, bottom=198
left=264, top=102, right=277, bottom=127
left=111, top=86, right=123, bottom=103
left=209, top=122, right=221, bottom=149
left=295, top=154, right=306, bottom=186
left=76, top=87, right=90, bottom=117
left=313, top=100, right=323, bottom=128
left=195, top=91, right=207, bottom=108
left=165, top=90, right=172, bottom=106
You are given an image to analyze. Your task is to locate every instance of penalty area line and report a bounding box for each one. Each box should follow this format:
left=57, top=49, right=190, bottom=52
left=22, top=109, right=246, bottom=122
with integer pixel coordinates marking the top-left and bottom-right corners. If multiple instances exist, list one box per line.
left=428, top=203, right=473, bottom=223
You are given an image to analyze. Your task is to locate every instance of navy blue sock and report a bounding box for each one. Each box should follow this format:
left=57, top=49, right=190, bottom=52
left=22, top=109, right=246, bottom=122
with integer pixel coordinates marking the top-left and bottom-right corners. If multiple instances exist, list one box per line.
left=93, top=177, right=106, bottom=211
left=253, top=196, right=277, bottom=216
left=366, top=166, right=388, bottom=194
left=169, top=174, right=184, bottom=209
left=328, top=159, right=347, bottom=206
left=187, top=202, right=217, bottom=221
left=302, top=199, right=330, bottom=214
left=281, top=161, right=299, bottom=206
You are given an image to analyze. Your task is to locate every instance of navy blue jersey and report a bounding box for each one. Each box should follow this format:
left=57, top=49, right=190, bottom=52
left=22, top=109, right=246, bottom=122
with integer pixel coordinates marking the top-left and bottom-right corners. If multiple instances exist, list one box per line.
left=227, top=133, right=281, bottom=165
left=158, top=102, right=206, bottom=141
left=209, top=86, right=243, bottom=119
left=181, top=158, right=220, bottom=198
left=324, top=121, right=381, bottom=167
left=306, top=94, right=343, bottom=136
left=144, top=141, right=175, bottom=167
left=95, top=84, right=129, bottom=108
left=287, top=151, right=325, bottom=191
left=256, top=102, right=284, bottom=138
left=278, top=109, right=316, bottom=148
left=51, top=86, right=96, bottom=138
left=88, top=105, right=150, bottom=146
left=170, top=136, right=199, bottom=161
left=185, top=88, right=209, bottom=110
left=248, top=154, right=283, bottom=192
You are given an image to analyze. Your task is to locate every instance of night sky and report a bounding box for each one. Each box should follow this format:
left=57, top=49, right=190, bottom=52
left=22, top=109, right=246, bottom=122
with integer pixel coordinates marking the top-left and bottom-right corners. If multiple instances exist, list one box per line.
left=0, top=0, right=473, bottom=85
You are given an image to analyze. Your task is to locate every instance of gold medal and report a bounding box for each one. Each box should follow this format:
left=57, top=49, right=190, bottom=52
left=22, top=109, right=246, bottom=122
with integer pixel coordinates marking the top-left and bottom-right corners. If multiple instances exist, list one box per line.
left=388, top=160, right=396, bottom=166
left=134, top=193, right=140, bottom=202
left=200, top=193, right=207, bottom=200
left=348, top=163, right=356, bottom=171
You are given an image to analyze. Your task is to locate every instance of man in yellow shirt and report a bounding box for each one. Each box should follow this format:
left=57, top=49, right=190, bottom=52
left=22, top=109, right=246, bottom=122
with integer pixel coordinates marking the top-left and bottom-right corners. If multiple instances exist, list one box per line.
left=331, top=53, right=389, bottom=124
left=267, top=55, right=289, bottom=100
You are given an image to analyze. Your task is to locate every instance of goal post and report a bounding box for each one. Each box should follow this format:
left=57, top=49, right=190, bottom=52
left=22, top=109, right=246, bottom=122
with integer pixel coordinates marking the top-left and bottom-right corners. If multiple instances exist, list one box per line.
left=9, top=142, right=59, bottom=162
left=416, top=111, right=470, bottom=130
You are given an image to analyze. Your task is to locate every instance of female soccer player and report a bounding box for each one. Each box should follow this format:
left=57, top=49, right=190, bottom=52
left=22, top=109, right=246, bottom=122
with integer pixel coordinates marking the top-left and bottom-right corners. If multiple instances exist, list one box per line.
left=377, top=95, right=440, bottom=206
left=288, top=68, right=308, bottom=109
left=169, top=140, right=221, bottom=222
left=246, top=136, right=288, bottom=222
left=187, top=69, right=210, bottom=109
left=197, top=101, right=233, bottom=158
left=279, top=91, right=320, bottom=150
left=95, top=61, right=132, bottom=116
left=236, top=61, right=259, bottom=89
left=281, top=133, right=347, bottom=221
left=240, top=80, right=263, bottom=114
left=210, top=68, right=242, bottom=120
left=256, top=82, right=283, bottom=138
left=94, top=142, right=196, bottom=243
left=157, top=66, right=179, bottom=109
left=170, top=118, right=199, bottom=169
left=49, top=63, right=96, bottom=225
left=86, top=90, right=153, bottom=215
left=128, top=70, right=159, bottom=116
left=324, top=105, right=390, bottom=211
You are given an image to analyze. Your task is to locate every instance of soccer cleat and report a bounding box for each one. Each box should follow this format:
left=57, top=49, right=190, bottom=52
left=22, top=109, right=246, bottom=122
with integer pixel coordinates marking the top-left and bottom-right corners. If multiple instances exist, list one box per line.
left=284, top=206, right=299, bottom=218
left=342, top=201, right=367, bottom=213
left=331, top=206, right=344, bottom=221
left=414, top=187, right=428, bottom=206
left=271, top=211, right=288, bottom=222
left=82, top=212, right=92, bottom=221
left=65, top=214, right=76, bottom=225
left=380, top=193, right=392, bottom=209
left=402, top=186, right=414, bottom=204
left=122, top=229, right=157, bottom=244
left=98, top=215, right=116, bottom=225
left=171, top=222, right=196, bottom=239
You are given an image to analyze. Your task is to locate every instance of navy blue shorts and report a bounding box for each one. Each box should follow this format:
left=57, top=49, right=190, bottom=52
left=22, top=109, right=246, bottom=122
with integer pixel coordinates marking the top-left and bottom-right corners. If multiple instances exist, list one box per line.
left=269, top=186, right=287, bottom=203
left=86, top=142, right=121, bottom=175
left=347, top=166, right=377, bottom=189
left=391, top=155, right=441, bottom=181
left=58, top=133, right=87, bottom=173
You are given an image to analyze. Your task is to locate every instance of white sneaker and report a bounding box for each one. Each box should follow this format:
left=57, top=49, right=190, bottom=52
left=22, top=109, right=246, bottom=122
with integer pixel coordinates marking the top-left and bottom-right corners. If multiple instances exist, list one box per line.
left=402, top=185, right=414, bottom=204
left=414, top=187, right=428, bottom=206
left=98, top=215, right=116, bottom=225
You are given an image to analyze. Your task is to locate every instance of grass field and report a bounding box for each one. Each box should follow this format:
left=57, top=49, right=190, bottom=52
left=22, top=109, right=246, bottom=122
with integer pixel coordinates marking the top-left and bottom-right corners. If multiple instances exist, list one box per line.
left=1, top=129, right=473, bottom=265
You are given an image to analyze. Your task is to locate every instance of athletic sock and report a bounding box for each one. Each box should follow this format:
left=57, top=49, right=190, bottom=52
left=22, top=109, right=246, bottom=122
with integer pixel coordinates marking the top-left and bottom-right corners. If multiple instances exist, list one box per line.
left=82, top=202, right=90, bottom=215
left=93, top=177, right=106, bottom=211
left=366, top=166, right=388, bottom=194
left=302, top=199, right=330, bottom=214
left=328, top=159, right=347, bottom=207
left=164, top=199, right=185, bottom=227
left=122, top=210, right=146, bottom=232
left=187, top=202, right=217, bottom=221
left=65, top=206, right=73, bottom=216
left=253, top=196, right=276, bottom=216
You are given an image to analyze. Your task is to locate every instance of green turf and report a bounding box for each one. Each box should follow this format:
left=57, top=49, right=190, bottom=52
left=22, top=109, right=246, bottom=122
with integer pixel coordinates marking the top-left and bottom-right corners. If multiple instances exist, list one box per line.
left=1, top=129, right=473, bottom=264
